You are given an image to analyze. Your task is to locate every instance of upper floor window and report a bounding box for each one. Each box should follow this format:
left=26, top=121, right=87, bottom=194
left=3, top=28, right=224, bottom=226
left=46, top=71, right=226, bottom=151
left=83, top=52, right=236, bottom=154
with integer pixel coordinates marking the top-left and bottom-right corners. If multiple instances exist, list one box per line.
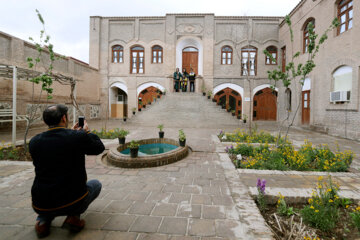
left=281, top=46, right=286, bottom=72
left=112, top=45, right=123, bottom=63
left=131, top=46, right=144, bottom=74
left=221, top=46, right=233, bottom=65
left=152, top=45, right=163, bottom=63
left=338, top=0, right=353, bottom=34
left=303, top=19, right=315, bottom=53
left=265, top=46, right=277, bottom=65
left=241, top=46, right=257, bottom=76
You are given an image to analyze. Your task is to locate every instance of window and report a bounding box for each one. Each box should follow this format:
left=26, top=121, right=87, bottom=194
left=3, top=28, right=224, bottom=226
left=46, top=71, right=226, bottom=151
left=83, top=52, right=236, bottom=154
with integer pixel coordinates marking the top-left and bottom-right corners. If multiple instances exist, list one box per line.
left=221, top=46, right=233, bottom=65
left=131, top=46, right=144, bottom=74
left=241, top=46, right=257, bottom=76
left=112, top=45, right=123, bottom=63
left=338, top=0, right=353, bottom=34
left=333, top=66, right=352, bottom=92
left=265, top=46, right=277, bottom=65
left=152, top=45, right=163, bottom=63
left=303, top=19, right=315, bottom=53
left=281, top=46, right=286, bottom=72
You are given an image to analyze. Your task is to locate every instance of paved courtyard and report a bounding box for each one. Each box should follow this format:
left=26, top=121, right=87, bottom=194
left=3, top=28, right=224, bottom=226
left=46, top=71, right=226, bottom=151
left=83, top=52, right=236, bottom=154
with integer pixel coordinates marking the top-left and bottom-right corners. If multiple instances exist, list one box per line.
left=0, top=92, right=360, bottom=239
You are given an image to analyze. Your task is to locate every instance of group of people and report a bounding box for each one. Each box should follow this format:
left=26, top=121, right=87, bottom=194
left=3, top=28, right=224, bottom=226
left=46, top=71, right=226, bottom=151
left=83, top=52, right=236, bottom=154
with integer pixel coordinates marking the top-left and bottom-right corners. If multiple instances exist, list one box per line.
left=173, top=67, right=196, bottom=92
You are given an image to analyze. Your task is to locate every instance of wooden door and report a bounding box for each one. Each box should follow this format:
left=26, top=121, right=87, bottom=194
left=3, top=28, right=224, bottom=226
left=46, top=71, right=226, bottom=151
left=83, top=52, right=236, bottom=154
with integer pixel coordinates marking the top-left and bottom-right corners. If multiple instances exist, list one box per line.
left=214, top=88, right=242, bottom=115
left=302, top=90, right=310, bottom=124
left=182, top=52, right=198, bottom=75
left=253, top=88, right=277, bottom=121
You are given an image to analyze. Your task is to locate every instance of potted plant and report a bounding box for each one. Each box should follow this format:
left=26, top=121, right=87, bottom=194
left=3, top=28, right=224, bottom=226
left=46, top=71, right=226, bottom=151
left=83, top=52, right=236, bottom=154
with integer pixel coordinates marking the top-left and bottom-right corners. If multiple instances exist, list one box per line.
left=237, top=113, right=241, bottom=120
left=123, top=116, right=127, bottom=122
left=148, top=100, right=151, bottom=105
left=212, top=98, right=216, bottom=103
left=117, top=128, right=129, bottom=144
left=221, top=104, right=226, bottom=109
left=143, top=104, right=146, bottom=108
left=157, top=94, right=160, bottom=99
left=227, top=107, right=231, bottom=113
left=201, top=84, right=206, bottom=96
left=231, top=110, right=236, bottom=116
left=207, top=90, right=212, bottom=99
left=129, top=140, right=140, bottom=158
left=138, top=100, right=142, bottom=111
left=243, top=114, right=247, bottom=123
left=132, top=107, right=136, bottom=115
left=179, top=129, right=186, bottom=147
left=158, top=124, right=164, bottom=138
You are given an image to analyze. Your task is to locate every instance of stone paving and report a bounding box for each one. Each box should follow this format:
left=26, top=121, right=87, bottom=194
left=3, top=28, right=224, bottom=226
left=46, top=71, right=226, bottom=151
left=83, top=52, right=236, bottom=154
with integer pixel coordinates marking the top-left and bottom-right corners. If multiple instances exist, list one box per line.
left=1, top=92, right=360, bottom=239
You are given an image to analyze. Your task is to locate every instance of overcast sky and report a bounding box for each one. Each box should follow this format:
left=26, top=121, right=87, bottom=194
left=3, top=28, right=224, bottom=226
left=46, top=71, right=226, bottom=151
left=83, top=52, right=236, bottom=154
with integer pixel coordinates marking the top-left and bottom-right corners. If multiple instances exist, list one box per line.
left=0, top=0, right=300, bottom=63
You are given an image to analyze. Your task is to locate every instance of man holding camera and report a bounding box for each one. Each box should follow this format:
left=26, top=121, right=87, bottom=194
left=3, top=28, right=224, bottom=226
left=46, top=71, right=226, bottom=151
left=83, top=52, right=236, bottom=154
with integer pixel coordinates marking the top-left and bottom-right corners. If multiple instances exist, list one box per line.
left=29, top=104, right=105, bottom=238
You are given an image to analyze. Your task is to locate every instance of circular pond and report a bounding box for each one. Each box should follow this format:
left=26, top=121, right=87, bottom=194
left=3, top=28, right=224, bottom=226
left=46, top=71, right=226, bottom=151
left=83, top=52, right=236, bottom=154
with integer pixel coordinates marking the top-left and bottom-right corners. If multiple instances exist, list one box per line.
left=105, top=138, right=189, bottom=168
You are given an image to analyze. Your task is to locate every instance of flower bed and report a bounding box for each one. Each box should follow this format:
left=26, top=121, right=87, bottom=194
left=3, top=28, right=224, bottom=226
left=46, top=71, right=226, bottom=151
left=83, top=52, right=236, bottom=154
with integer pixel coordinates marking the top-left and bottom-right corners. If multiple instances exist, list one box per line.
left=228, top=140, right=354, bottom=172
left=218, top=129, right=287, bottom=144
left=91, top=128, right=127, bottom=139
left=257, top=176, right=360, bottom=239
left=0, top=143, right=31, bottom=161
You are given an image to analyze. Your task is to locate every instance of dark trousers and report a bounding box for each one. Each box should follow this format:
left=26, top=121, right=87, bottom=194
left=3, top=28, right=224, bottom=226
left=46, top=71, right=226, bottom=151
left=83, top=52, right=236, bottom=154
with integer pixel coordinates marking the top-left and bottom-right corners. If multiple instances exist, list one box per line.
left=36, top=180, right=102, bottom=223
left=190, top=81, right=195, bottom=92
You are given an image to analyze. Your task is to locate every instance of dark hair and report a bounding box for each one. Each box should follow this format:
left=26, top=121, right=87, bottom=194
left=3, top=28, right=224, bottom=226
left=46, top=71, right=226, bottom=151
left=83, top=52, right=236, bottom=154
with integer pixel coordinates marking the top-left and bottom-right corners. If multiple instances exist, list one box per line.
left=43, top=104, right=68, bottom=126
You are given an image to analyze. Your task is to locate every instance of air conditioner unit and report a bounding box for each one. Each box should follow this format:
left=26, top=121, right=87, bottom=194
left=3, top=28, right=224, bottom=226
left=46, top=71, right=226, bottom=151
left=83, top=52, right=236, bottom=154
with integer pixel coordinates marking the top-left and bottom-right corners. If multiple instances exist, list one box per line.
left=330, top=91, right=350, bottom=102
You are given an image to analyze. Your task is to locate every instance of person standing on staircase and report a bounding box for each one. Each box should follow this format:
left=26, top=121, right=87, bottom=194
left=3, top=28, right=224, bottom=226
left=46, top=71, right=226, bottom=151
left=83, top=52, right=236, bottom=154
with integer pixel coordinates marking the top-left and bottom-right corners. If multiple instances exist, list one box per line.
left=189, top=68, right=196, bottom=92
left=173, top=68, right=182, bottom=92
left=182, top=68, right=189, bottom=92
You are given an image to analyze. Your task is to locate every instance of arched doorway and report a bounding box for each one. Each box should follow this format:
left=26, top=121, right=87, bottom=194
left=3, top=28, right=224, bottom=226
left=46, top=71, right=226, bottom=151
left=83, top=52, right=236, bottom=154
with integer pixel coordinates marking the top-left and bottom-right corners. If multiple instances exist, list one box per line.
left=110, top=87, right=128, bottom=118
left=182, top=47, right=198, bottom=75
left=138, top=86, right=163, bottom=110
left=253, top=88, right=277, bottom=121
left=214, top=88, right=242, bottom=116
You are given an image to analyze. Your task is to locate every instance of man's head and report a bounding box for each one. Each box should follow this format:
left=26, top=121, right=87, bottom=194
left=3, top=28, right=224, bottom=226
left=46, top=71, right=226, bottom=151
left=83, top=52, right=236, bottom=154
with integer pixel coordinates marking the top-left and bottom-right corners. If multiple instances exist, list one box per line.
left=43, top=104, right=68, bottom=128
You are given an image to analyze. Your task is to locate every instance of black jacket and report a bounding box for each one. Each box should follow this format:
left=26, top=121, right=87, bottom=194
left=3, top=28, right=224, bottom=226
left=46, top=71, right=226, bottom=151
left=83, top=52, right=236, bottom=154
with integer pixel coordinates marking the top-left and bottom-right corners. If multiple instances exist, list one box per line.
left=29, top=127, right=105, bottom=212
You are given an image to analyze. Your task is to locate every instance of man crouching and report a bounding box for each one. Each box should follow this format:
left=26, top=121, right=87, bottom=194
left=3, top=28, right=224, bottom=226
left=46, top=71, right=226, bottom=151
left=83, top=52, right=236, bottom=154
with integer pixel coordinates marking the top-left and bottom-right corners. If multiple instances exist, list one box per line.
left=29, top=104, right=105, bottom=238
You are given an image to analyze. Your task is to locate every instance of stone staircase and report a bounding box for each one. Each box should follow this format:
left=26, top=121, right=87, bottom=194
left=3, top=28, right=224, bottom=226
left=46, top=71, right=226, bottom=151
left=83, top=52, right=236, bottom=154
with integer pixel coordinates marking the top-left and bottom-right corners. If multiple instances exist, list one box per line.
left=130, top=92, right=244, bottom=129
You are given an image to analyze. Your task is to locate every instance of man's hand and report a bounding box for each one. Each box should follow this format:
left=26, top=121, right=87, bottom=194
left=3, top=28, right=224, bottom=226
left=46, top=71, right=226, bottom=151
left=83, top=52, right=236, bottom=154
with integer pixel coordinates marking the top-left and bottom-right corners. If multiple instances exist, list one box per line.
left=72, top=120, right=90, bottom=132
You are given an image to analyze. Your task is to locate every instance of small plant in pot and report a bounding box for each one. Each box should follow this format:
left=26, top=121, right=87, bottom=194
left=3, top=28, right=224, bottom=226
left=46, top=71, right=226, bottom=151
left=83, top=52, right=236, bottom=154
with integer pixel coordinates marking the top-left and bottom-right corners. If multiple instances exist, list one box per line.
left=201, top=84, right=206, bottom=96
left=158, top=124, right=164, bottom=138
left=237, top=113, right=241, bottom=119
left=227, top=107, right=231, bottom=113
left=148, top=100, right=151, bottom=105
left=129, top=140, right=140, bottom=158
left=231, top=110, right=235, bottom=116
left=243, top=114, right=247, bottom=123
left=221, top=104, right=226, bottom=109
left=132, top=107, right=136, bottom=115
left=179, top=129, right=186, bottom=147
left=117, top=129, right=129, bottom=144
left=138, top=100, right=142, bottom=111
left=207, top=90, right=212, bottom=99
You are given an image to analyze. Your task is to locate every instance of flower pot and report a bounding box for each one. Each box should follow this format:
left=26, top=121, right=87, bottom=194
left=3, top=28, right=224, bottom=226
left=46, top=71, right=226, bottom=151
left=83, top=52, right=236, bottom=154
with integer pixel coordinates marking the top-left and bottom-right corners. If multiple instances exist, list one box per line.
left=132, top=111, right=135, bottom=115
left=139, top=108, right=142, bottom=112
left=130, top=147, right=139, bottom=158
left=227, top=109, right=231, bottom=112
left=118, top=137, right=126, bottom=145
left=148, top=102, right=151, bottom=105
left=143, top=105, right=146, bottom=108
left=243, top=120, right=247, bottom=123
left=123, top=118, right=127, bottom=122
left=179, top=139, right=186, bottom=147
left=221, top=105, right=226, bottom=109
left=237, top=115, right=241, bottom=119
left=232, top=113, right=235, bottom=116
left=159, top=131, right=164, bottom=138
left=202, top=92, right=206, bottom=96
left=207, top=96, right=210, bottom=99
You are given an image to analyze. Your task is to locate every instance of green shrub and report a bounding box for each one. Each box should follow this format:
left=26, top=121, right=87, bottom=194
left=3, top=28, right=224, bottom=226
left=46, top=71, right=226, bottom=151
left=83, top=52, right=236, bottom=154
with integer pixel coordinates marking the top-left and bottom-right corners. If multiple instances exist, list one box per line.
left=276, top=193, right=294, bottom=216
left=350, top=206, right=360, bottom=232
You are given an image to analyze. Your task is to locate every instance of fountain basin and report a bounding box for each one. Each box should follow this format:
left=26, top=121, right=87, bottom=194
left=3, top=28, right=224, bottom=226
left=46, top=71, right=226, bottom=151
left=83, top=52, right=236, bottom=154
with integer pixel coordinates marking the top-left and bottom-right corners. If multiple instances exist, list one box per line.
left=106, top=138, right=189, bottom=168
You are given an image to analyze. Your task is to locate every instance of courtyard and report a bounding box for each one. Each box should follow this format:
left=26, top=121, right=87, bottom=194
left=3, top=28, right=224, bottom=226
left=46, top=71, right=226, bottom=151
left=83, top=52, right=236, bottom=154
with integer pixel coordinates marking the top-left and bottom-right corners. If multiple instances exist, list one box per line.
left=0, top=93, right=360, bottom=239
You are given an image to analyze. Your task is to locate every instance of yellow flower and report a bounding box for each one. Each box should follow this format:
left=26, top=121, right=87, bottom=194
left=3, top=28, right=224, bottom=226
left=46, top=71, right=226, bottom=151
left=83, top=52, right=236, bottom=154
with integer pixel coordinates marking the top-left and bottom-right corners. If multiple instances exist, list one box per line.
left=346, top=205, right=349, bottom=208
left=315, top=210, right=319, bottom=213
left=308, top=198, right=313, bottom=204
left=310, top=205, right=314, bottom=209
left=329, top=199, right=333, bottom=203
left=326, top=188, right=332, bottom=192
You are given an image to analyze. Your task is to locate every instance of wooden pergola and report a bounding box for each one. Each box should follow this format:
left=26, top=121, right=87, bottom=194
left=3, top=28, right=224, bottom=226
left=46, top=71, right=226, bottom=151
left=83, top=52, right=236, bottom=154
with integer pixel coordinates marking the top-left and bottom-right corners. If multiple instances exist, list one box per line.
left=0, top=63, right=79, bottom=146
